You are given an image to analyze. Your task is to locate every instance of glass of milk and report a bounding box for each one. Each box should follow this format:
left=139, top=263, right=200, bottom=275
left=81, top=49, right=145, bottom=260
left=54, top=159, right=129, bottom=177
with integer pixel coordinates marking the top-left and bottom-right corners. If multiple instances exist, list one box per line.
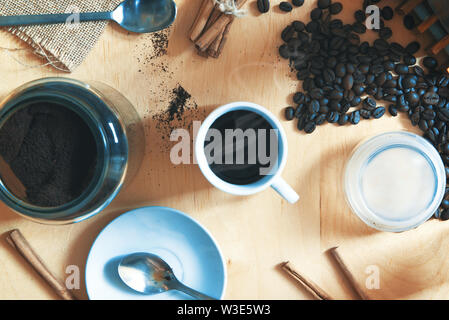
left=344, top=131, right=446, bottom=232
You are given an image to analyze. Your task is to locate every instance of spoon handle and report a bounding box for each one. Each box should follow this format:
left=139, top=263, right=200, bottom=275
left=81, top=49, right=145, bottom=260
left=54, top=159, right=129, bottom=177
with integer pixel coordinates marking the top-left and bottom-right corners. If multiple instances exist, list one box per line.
left=173, top=282, right=217, bottom=300
left=0, top=11, right=112, bottom=27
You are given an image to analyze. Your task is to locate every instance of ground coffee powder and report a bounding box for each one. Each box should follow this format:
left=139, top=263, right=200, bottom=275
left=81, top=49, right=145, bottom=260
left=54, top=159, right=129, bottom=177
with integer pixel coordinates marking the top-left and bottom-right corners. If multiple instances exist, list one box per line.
left=0, top=103, right=97, bottom=207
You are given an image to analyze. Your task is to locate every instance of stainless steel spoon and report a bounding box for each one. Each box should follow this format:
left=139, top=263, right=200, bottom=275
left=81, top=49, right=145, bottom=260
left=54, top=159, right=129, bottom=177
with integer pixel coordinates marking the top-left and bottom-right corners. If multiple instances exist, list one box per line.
left=118, top=252, right=216, bottom=300
left=0, top=0, right=177, bottom=33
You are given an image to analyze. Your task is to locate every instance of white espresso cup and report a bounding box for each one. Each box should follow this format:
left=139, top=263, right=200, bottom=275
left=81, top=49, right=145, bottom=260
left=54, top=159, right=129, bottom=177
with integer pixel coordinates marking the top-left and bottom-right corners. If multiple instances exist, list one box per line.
left=195, top=102, right=299, bottom=203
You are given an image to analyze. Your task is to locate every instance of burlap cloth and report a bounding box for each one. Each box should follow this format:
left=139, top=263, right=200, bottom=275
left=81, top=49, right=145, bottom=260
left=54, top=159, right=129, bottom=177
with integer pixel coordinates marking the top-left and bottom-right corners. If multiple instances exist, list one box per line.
left=0, top=0, right=121, bottom=72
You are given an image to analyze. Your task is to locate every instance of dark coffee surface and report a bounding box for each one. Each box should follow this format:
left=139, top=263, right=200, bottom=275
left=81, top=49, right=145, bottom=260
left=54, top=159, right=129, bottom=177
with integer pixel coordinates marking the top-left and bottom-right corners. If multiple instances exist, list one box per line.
left=205, top=110, right=275, bottom=185
left=0, top=103, right=97, bottom=207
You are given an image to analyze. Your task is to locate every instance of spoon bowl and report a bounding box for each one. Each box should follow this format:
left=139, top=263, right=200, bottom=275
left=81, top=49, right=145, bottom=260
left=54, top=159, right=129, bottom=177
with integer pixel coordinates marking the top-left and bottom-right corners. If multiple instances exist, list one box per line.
left=118, top=252, right=216, bottom=300
left=112, top=0, right=177, bottom=33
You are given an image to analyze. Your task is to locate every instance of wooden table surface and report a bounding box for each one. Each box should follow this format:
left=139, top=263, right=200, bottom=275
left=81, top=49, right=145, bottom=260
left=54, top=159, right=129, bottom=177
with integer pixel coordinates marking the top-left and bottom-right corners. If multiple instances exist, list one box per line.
left=0, top=0, right=445, bottom=300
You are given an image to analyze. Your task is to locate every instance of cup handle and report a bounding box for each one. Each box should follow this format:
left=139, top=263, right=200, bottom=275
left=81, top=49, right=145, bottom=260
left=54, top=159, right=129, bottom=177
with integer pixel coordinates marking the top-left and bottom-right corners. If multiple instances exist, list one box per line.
left=271, top=177, right=300, bottom=204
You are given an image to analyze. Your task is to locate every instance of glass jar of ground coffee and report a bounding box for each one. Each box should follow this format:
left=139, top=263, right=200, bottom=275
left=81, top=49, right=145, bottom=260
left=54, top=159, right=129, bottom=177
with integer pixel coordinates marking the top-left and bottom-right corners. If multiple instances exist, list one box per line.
left=0, top=78, right=144, bottom=224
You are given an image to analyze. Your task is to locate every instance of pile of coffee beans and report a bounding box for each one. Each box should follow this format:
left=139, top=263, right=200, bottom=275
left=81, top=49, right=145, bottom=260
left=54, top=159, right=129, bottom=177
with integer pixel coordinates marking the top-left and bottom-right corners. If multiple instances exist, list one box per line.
left=279, top=0, right=449, bottom=220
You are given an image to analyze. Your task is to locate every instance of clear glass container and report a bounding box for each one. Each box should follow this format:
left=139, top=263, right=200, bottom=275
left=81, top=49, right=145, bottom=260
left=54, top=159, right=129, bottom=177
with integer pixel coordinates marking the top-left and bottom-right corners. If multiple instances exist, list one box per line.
left=344, top=131, right=446, bottom=232
left=0, top=78, right=144, bottom=224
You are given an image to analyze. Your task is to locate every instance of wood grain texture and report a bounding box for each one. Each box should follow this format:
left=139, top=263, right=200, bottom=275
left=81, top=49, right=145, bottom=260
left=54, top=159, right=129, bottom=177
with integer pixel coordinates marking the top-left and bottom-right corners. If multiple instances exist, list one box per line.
left=0, top=0, right=446, bottom=300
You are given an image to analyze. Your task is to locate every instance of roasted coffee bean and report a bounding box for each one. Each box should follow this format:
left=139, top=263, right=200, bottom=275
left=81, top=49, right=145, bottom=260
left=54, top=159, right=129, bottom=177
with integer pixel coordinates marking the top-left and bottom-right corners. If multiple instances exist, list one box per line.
left=292, top=20, right=305, bottom=31
left=441, top=209, right=449, bottom=221
left=323, top=69, right=336, bottom=83
left=327, top=111, right=339, bottom=123
left=257, top=0, right=270, bottom=13
left=354, top=10, right=365, bottom=23
left=281, top=25, right=294, bottom=42
left=306, top=20, right=320, bottom=33
left=379, top=27, right=392, bottom=40
left=343, top=74, right=354, bottom=90
left=374, top=39, right=389, bottom=52
left=311, top=8, right=322, bottom=20
left=304, top=121, right=316, bottom=134
left=413, top=66, right=424, bottom=77
left=329, top=2, right=343, bottom=15
left=442, top=200, right=449, bottom=209
left=335, top=63, right=346, bottom=77
left=381, top=6, right=393, bottom=20
left=422, top=109, right=436, bottom=120
left=315, top=113, right=327, bottom=125
left=292, top=0, right=304, bottom=6
left=358, top=64, right=370, bottom=74
left=375, top=73, right=387, bottom=86
left=442, top=142, right=449, bottom=155
left=360, top=109, right=371, bottom=119
left=317, top=0, right=331, bottom=9
left=403, top=54, right=416, bottom=66
left=372, top=107, right=386, bottom=119
left=297, top=69, right=310, bottom=80
left=279, top=44, right=290, bottom=59
left=352, top=83, right=364, bottom=96
left=295, top=104, right=305, bottom=117
left=363, top=97, right=377, bottom=111
left=403, top=14, right=415, bottom=30
left=406, top=92, right=420, bottom=106
left=350, top=110, right=361, bottom=124
left=403, top=75, right=417, bottom=89
left=310, top=88, right=324, bottom=99
left=405, top=41, right=420, bottom=55
left=330, top=89, right=344, bottom=101
left=419, top=119, right=429, bottom=132
left=338, top=113, right=349, bottom=125
left=285, top=106, right=295, bottom=120
left=410, top=112, right=420, bottom=126
left=395, top=64, right=409, bottom=75
left=352, top=22, right=366, bottom=34
left=351, top=96, right=362, bottom=107
left=297, top=116, right=306, bottom=130
left=279, top=1, right=293, bottom=12
left=388, top=105, right=398, bottom=116
left=423, top=92, right=440, bottom=105
left=293, top=92, right=305, bottom=104
left=390, top=42, right=405, bottom=55
left=308, top=99, right=320, bottom=113
left=423, top=56, right=438, bottom=70
left=383, top=95, right=397, bottom=103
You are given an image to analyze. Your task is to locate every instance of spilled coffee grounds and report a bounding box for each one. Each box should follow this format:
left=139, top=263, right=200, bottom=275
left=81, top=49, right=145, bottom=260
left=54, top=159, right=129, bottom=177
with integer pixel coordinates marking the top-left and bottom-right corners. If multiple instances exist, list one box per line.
left=0, top=103, right=97, bottom=207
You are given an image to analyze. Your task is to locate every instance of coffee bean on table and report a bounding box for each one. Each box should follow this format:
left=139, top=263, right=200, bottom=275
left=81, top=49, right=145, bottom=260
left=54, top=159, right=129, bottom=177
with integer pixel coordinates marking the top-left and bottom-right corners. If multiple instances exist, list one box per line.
left=343, top=74, right=354, bottom=90
left=363, top=97, right=377, bottom=111
left=403, top=54, right=417, bottom=66
left=395, top=64, right=409, bottom=75
left=441, top=209, right=449, bottom=221
left=354, top=10, right=366, bottom=22
left=311, top=8, right=322, bottom=20
left=388, top=105, right=398, bottom=116
left=423, top=91, right=440, bottom=105
left=292, top=20, right=305, bottom=32
left=423, top=56, right=438, bottom=70
left=329, top=2, right=343, bottom=15
left=285, top=106, right=295, bottom=120
left=304, top=121, right=316, bottom=134
left=405, top=41, right=420, bottom=55
left=403, top=14, right=415, bottom=30
left=292, top=0, right=304, bottom=6
left=257, top=0, right=270, bottom=13
left=279, top=1, right=293, bottom=12
left=381, top=6, right=394, bottom=20
left=350, top=110, right=361, bottom=124
left=318, top=0, right=331, bottom=9
left=379, top=27, right=392, bottom=40
left=373, top=107, right=386, bottom=119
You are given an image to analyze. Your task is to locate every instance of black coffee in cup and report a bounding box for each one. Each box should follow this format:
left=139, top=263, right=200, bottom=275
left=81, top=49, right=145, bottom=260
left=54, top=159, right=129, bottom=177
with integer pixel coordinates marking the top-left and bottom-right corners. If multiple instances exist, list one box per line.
left=204, top=110, right=278, bottom=185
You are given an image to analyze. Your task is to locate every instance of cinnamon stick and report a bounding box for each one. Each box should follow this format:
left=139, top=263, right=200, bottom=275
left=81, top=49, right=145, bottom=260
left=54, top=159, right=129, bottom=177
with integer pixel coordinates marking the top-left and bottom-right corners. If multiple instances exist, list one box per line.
left=280, top=261, right=333, bottom=300
left=207, top=17, right=234, bottom=57
left=195, top=0, right=247, bottom=52
left=6, top=229, right=76, bottom=300
left=329, top=247, right=367, bottom=300
left=190, top=0, right=215, bottom=42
